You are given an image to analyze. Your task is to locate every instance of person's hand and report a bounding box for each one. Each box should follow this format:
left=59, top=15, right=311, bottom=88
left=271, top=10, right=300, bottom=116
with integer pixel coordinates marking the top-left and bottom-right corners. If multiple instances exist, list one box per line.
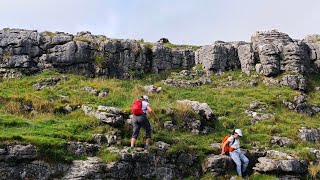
left=220, top=152, right=225, bottom=155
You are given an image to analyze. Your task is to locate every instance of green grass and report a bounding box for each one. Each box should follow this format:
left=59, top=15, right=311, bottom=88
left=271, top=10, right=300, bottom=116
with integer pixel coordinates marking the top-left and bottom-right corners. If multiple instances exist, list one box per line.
left=141, top=42, right=154, bottom=49
left=74, top=36, right=91, bottom=43
left=249, top=174, right=278, bottom=180
left=97, top=147, right=121, bottom=163
left=43, top=31, right=57, bottom=37
left=0, top=69, right=320, bottom=177
left=163, top=42, right=202, bottom=51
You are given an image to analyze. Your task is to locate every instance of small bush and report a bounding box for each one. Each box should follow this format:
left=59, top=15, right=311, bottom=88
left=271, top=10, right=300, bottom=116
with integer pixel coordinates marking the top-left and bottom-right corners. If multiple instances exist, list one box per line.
left=2, top=28, right=9, bottom=32
left=95, top=54, right=107, bottom=68
left=5, top=101, right=21, bottom=114
left=2, top=51, right=11, bottom=61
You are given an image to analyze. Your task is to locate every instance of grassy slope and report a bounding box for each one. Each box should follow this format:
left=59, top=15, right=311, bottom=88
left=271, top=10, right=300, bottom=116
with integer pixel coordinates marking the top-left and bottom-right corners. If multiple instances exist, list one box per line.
left=0, top=69, right=319, bottom=177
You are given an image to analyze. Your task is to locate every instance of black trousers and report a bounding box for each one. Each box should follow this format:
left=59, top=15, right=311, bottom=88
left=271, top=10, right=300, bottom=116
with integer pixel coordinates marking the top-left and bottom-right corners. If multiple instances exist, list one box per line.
left=132, top=114, right=151, bottom=139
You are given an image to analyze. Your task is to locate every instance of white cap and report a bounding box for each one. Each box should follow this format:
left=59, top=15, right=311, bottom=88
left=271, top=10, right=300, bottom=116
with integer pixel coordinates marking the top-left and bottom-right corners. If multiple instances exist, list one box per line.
left=235, top=129, right=243, bottom=136
left=142, top=95, right=149, bottom=100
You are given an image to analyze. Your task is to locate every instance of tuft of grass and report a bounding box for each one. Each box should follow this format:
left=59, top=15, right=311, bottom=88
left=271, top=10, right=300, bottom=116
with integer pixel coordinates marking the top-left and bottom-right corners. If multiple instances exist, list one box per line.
left=2, top=27, right=9, bottom=32
left=308, top=164, right=320, bottom=180
left=141, top=42, right=154, bottom=49
left=43, top=31, right=57, bottom=37
left=96, top=36, right=109, bottom=42
left=97, top=147, right=121, bottom=163
left=74, top=36, right=91, bottom=43
left=5, top=101, right=21, bottom=114
left=292, top=148, right=317, bottom=162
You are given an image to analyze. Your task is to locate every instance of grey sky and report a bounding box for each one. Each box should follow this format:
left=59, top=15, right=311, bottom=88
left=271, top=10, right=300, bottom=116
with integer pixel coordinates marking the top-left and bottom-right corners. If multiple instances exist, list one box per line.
left=0, top=0, right=319, bottom=45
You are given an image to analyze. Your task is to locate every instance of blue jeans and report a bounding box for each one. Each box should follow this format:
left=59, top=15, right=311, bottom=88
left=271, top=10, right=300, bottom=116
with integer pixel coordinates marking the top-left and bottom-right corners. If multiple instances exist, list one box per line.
left=229, top=150, right=249, bottom=176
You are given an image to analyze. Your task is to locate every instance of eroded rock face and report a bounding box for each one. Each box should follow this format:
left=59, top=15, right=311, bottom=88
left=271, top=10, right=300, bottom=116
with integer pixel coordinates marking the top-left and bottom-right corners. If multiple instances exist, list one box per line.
left=195, top=41, right=240, bottom=75
left=0, top=28, right=195, bottom=79
left=238, top=43, right=255, bottom=75
left=0, top=144, right=69, bottom=179
left=1, top=28, right=320, bottom=85
left=105, top=144, right=200, bottom=179
left=194, top=30, right=320, bottom=91
left=3, top=144, right=37, bottom=161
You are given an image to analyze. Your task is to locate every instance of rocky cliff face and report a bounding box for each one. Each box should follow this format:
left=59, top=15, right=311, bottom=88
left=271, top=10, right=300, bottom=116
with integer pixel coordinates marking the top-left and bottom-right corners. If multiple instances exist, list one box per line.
left=195, top=30, right=320, bottom=91
left=1, top=29, right=320, bottom=82
left=0, top=29, right=195, bottom=79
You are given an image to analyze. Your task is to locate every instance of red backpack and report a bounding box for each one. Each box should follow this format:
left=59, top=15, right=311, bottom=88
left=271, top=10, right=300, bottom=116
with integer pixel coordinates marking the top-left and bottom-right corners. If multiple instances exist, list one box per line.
left=221, top=134, right=235, bottom=154
left=131, top=100, right=144, bottom=115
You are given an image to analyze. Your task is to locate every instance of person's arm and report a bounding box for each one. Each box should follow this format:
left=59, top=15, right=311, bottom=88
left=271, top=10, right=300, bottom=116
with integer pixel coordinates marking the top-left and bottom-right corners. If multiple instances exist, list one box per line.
left=220, top=140, right=229, bottom=155
left=146, top=105, right=158, bottom=120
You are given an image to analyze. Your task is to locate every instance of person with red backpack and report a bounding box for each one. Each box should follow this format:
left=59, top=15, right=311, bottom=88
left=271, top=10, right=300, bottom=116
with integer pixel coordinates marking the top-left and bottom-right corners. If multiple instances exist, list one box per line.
left=220, top=129, right=249, bottom=177
left=130, top=95, right=157, bottom=149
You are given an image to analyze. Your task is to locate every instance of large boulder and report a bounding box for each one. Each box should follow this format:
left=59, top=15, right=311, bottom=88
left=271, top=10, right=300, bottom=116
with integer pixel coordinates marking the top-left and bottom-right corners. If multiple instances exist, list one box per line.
left=203, top=155, right=234, bottom=176
left=299, top=127, right=320, bottom=142
left=82, top=105, right=125, bottom=126
left=253, top=150, right=307, bottom=174
left=270, top=136, right=294, bottom=147
left=176, top=100, right=215, bottom=120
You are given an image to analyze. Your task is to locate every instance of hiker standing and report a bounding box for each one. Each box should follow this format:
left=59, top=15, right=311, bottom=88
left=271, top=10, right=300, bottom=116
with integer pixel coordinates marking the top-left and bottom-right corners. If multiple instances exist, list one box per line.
left=221, top=129, right=249, bottom=177
left=130, top=95, right=157, bottom=149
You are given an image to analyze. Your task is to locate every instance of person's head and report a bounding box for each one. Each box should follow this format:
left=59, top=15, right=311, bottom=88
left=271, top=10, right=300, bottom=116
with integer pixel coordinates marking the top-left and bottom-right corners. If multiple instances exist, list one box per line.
left=232, top=129, right=243, bottom=138
left=141, top=95, right=149, bottom=102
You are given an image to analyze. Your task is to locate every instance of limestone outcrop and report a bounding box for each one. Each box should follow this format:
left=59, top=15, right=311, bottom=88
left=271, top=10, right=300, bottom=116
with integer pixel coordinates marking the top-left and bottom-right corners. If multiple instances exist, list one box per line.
left=0, top=29, right=195, bottom=79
